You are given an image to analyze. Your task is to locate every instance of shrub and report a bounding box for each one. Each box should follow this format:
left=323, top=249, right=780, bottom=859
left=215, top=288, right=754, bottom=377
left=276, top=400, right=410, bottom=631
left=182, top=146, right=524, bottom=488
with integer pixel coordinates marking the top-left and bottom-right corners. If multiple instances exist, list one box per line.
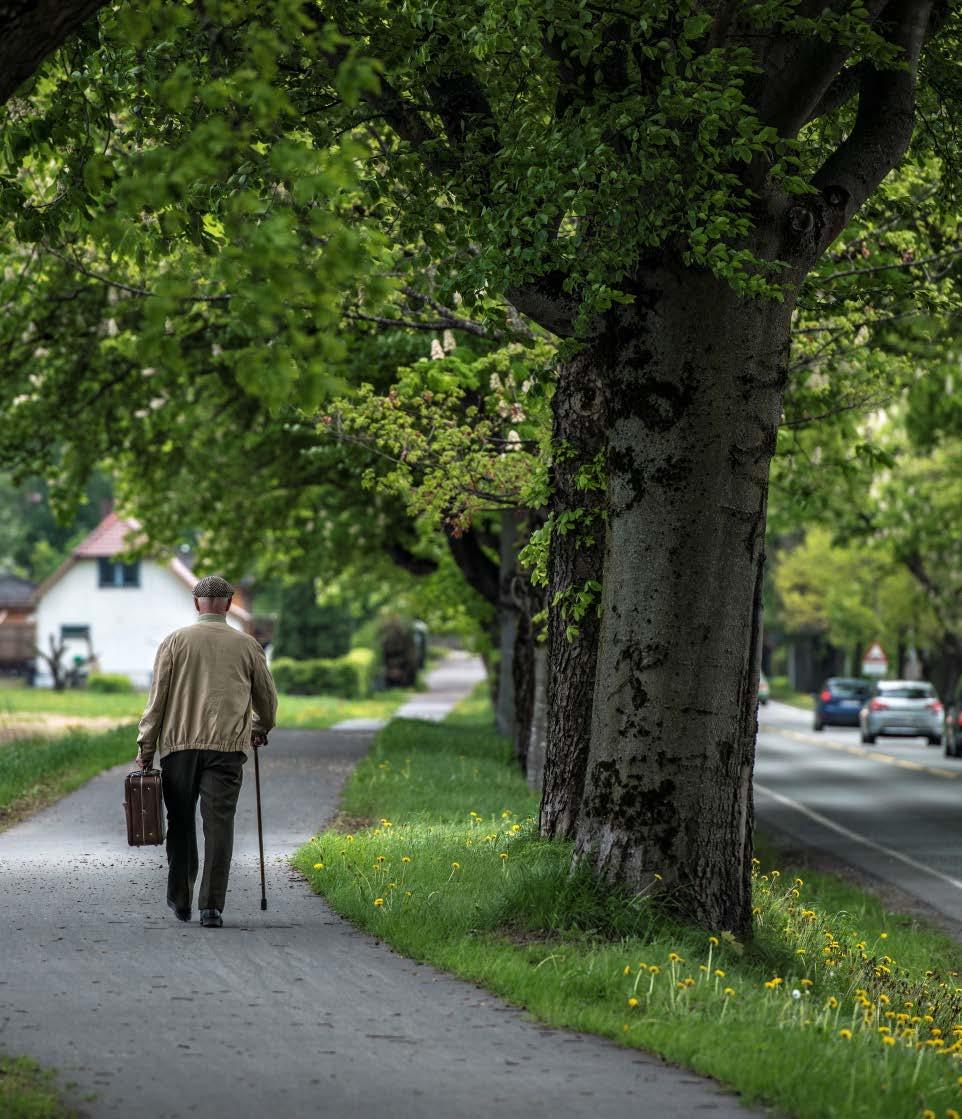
left=87, top=672, right=135, bottom=693
left=379, top=614, right=420, bottom=687
left=271, top=647, right=376, bottom=698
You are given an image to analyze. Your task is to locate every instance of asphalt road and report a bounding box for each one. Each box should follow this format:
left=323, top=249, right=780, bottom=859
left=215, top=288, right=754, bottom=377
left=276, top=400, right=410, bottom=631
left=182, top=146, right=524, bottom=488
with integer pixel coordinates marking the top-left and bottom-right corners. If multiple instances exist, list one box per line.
left=0, top=668, right=757, bottom=1118
left=756, top=699, right=962, bottom=924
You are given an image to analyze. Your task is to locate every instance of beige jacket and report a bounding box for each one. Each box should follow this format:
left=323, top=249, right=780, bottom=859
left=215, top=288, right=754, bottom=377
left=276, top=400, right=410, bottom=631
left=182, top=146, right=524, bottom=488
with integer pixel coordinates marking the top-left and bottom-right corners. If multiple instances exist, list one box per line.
left=136, top=614, right=277, bottom=766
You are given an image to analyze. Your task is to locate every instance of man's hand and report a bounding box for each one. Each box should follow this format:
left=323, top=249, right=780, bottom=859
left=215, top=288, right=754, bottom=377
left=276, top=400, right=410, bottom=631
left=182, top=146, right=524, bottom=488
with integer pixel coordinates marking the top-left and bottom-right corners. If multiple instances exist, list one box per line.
left=134, top=754, right=151, bottom=771
left=251, top=732, right=268, bottom=750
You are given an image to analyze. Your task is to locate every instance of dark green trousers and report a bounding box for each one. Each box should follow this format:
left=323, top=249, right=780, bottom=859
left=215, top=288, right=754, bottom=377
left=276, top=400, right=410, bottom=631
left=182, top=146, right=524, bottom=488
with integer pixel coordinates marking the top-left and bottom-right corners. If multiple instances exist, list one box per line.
left=161, top=749, right=246, bottom=913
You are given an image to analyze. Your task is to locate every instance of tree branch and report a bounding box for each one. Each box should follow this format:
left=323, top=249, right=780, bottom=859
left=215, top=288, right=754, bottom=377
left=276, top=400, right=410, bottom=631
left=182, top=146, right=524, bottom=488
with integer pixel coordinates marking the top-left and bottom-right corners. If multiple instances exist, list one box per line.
left=752, top=1, right=889, bottom=138
left=0, top=0, right=107, bottom=105
left=812, top=0, right=936, bottom=252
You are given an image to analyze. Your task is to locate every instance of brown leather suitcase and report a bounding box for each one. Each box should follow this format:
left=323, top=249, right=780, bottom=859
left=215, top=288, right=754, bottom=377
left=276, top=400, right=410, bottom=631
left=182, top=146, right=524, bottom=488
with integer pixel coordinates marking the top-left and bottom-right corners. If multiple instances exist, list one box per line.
left=124, top=770, right=166, bottom=846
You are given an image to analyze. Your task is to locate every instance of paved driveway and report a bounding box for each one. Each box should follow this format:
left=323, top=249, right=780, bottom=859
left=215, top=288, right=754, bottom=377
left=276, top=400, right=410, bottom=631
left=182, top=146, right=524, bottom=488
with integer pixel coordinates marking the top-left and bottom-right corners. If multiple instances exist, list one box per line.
left=0, top=725, right=757, bottom=1119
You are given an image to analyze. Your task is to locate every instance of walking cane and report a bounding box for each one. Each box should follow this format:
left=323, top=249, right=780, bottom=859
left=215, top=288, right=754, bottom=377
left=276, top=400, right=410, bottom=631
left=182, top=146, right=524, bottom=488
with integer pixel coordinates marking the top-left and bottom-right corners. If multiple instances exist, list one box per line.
left=253, top=742, right=267, bottom=911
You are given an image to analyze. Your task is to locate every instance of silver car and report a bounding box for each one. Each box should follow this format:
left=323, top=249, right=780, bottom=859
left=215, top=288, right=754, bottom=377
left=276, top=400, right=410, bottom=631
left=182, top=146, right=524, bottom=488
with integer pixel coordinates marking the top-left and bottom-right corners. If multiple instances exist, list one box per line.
left=859, top=680, right=943, bottom=746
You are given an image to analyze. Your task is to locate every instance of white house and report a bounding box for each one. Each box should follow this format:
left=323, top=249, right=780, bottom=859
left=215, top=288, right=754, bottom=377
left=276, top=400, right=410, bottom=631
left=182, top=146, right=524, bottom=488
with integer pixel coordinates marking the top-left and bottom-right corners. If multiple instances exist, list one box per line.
left=33, top=512, right=251, bottom=688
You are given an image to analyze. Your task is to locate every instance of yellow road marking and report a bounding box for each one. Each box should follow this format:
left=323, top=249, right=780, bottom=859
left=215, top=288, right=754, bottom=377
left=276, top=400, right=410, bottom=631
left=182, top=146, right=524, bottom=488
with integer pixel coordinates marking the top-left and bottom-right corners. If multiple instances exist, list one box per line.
left=759, top=724, right=959, bottom=780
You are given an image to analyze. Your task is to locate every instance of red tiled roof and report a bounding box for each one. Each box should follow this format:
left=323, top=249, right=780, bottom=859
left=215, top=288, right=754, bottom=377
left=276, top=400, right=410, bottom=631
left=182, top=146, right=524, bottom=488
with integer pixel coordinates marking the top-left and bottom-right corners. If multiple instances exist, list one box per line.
left=73, top=512, right=143, bottom=558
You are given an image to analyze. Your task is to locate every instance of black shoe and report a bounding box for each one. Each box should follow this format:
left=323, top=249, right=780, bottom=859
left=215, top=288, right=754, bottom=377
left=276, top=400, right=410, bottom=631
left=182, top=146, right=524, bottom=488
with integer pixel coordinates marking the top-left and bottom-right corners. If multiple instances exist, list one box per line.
left=200, top=908, right=223, bottom=928
left=167, top=899, right=191, bottom=922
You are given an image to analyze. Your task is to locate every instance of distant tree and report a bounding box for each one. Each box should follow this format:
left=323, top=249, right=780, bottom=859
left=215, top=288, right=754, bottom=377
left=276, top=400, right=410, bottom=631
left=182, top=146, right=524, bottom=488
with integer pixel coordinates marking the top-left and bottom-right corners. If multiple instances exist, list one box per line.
left=273, top=583, right=354, bottom=661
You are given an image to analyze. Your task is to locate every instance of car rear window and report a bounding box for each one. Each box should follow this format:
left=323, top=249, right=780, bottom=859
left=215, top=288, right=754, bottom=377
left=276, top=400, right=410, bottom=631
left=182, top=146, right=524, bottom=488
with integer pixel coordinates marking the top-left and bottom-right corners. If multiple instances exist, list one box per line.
left=828, top=680, right=870, bottom=699
left=877, top=684, right=936, bottom=699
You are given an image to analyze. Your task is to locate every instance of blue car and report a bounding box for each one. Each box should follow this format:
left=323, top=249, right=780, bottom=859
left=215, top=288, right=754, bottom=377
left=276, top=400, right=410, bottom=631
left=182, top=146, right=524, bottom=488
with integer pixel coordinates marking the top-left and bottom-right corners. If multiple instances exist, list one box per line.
left=814, top=677, right=873, bottom=731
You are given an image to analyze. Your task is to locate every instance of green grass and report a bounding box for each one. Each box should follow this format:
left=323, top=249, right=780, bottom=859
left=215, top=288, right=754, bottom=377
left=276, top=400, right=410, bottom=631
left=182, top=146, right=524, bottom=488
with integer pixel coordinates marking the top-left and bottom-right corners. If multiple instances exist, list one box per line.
left=0, top=687, right=145, bottom=719
left=0, top=725, right=136, bottom=824
left=767, top=674, right=815, bottom=710
left=0, top=684, right=409, bottom=729
left=0, top=1056, right=72, bottom=1118
left=295, top=691, right=962, bottom=1119
left=276, top=690, right=409, bottom=728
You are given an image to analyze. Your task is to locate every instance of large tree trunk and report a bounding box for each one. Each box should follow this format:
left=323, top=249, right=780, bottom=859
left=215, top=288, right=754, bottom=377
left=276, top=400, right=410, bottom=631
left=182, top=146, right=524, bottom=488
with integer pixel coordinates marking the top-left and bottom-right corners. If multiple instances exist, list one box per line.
left=540, top=353, right=608, bottom=838
left=512, top=607, right=535, bottom=773
left=572, top=267, right=794, bottom=934
left=526, top=644, right=548, bottom=793
left=495, top=509, right=521, bottom=741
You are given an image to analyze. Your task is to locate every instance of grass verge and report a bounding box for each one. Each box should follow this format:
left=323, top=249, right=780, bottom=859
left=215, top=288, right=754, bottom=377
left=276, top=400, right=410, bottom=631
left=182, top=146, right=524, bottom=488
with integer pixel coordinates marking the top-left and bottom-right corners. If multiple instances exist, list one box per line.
left=767, top=675, right=815, bottom=710
left=275, top=690, right=409, bottom=728
left=0, top=725, right=135, bottom=831
left=295, top=692, right=962, bottom=1119
left=0, top=685, right=409, bottom=729
left=0, top=1055, right=73, bottom=1118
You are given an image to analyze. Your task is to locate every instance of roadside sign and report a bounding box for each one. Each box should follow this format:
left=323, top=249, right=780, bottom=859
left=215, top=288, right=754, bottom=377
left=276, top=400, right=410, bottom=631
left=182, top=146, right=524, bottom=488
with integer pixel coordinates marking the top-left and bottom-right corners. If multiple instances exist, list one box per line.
left=862, top=642, right=888, bottom=678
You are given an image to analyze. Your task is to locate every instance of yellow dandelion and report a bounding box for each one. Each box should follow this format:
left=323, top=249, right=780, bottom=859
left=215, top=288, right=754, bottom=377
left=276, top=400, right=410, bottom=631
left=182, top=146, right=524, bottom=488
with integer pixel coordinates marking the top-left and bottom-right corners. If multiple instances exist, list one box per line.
left=922, top=1111, right=936, bottom=1119
left=654, top=873, right=663, bottom=881
left=699, top=965, right=709, bottom=974
left=827, top=996, right=839, bottom=1009
left=708, top=936, right=719, bottom=946
left=500, top=852, right=509, bottom=860
left=648, top=965, right=661, bottom=975
left=451, top=861, right=461, bottom=869
left=882, top=1035, right=895, bottom=1047
left=880, top=932, right=888, bottom=939
left=668, top=952, right=684, bottom=963
left=405, top=891, right=412, bottom=897
left=313, top=862, right=325, bottom=870
left=402, top=856, right=412, bottom=863
left=627, top=997, right=639, bottom=1008
left=714, top=969, right=726, bottom=978
left=624, top=966, right=632, bottom=976
left=801, top=979, right=813, bottom=988
left=373, top=898, right=384, bottom=907
left=723, top=987, right=736, bottom=997
left=947, top=1110, right=960, bottom=1119
left=511, top=824, right=522, bottom=833
left=838, top=1029, right=852, bottom=1040
left=345, top=835, right=355, bottom=842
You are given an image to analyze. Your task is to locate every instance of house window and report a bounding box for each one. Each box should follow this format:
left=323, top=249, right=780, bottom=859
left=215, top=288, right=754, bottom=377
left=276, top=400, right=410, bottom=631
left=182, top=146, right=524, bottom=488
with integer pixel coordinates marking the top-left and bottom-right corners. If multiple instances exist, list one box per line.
left=98, top=559, right=140, bottom=588
left=61, top=624, right=90, bottom=641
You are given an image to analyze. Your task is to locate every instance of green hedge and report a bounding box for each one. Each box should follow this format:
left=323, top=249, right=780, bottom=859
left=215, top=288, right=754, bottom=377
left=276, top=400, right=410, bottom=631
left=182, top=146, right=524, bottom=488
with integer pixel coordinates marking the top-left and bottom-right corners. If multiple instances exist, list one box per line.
left=270, top=647, right=375, bottom=698
left=86, top=672, right=135, bottom=693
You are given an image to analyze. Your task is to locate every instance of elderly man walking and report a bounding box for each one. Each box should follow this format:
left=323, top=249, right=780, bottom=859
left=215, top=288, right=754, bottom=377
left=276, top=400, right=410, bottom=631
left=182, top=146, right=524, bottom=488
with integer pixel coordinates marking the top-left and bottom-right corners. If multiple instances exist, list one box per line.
left=136, top=576, right=277, bottom=928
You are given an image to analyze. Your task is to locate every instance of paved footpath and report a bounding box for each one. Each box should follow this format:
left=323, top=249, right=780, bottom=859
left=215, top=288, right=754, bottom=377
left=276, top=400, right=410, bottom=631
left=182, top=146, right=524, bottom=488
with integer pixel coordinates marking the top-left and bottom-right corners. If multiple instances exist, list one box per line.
left=0, top=656, right=759, bottom=1119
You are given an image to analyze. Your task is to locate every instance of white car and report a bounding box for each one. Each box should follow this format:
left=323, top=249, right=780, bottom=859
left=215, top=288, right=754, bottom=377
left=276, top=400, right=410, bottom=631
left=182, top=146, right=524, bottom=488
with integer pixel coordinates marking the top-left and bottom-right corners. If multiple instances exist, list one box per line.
left=859, top=680, right=942, bottom=746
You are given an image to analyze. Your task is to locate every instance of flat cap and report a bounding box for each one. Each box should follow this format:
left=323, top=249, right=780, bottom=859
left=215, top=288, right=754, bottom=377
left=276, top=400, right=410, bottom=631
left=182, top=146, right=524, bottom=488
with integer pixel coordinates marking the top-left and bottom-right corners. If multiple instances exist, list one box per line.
left=192, top=575, right=235, bottom=599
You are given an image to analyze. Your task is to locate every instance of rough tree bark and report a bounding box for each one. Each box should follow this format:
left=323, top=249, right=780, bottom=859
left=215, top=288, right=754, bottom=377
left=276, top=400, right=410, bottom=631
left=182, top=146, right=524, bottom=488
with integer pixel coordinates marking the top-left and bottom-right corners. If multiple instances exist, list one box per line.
left=540, top=353, right=608, bottom=837
left=571, top=267, right=793, bottom=931
left=0, top=1, right=108, bottom=106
